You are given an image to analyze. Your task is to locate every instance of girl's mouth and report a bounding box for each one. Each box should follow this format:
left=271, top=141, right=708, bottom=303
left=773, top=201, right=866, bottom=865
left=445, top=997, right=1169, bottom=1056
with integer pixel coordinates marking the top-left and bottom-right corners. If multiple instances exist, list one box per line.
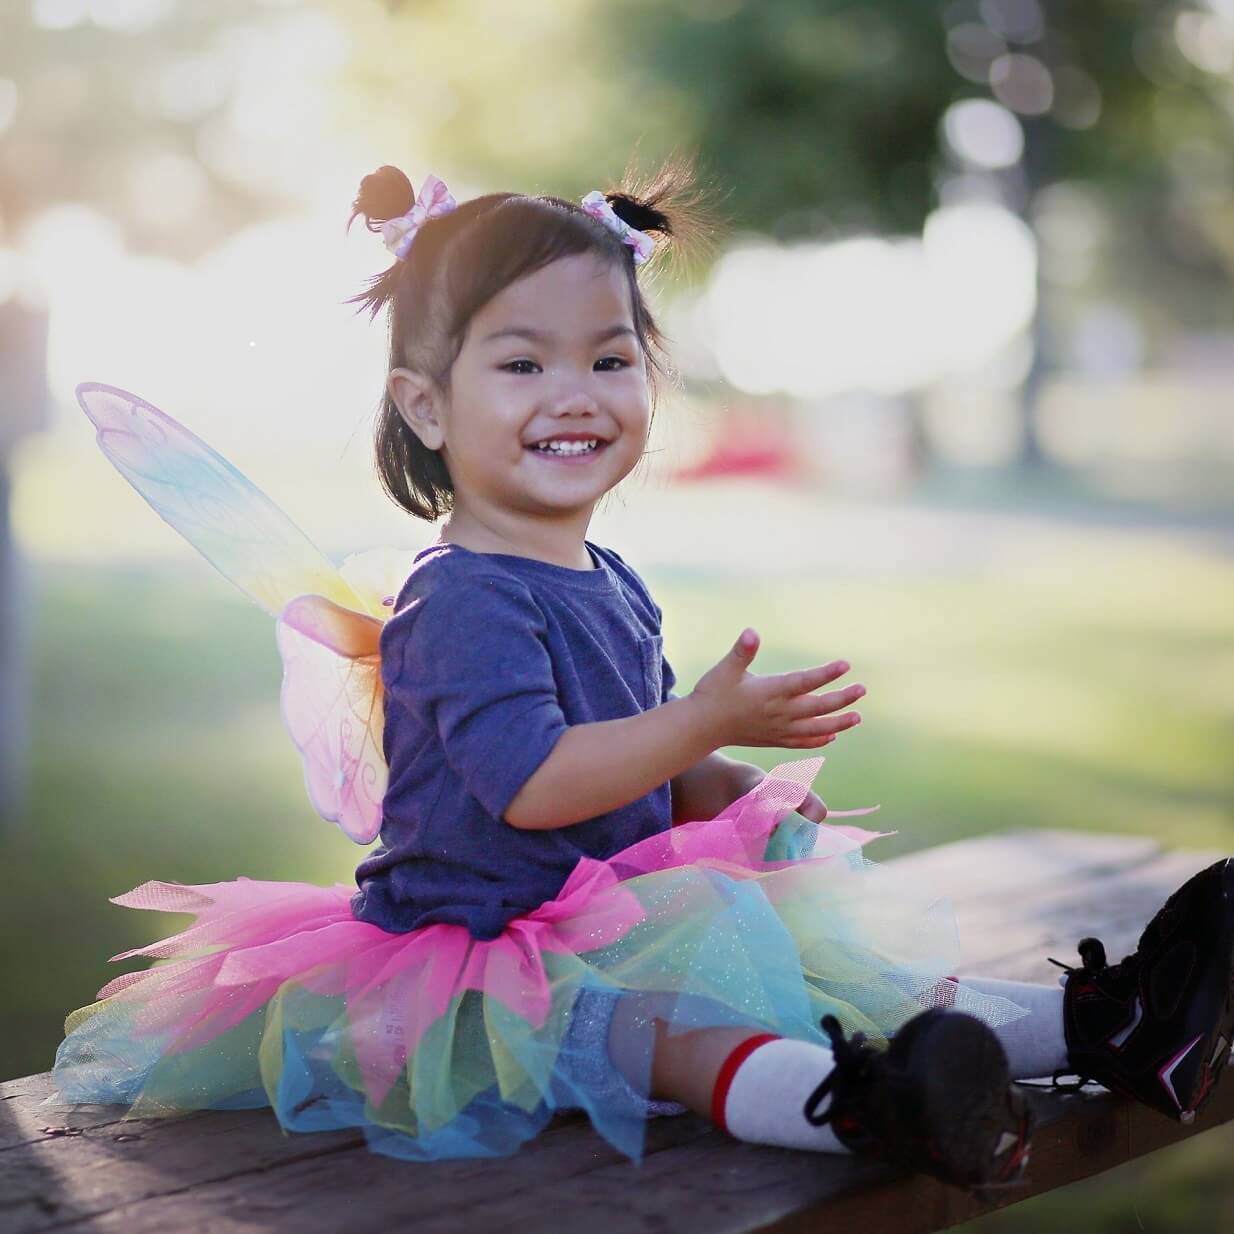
left=525, top=441, right=610, bottom=465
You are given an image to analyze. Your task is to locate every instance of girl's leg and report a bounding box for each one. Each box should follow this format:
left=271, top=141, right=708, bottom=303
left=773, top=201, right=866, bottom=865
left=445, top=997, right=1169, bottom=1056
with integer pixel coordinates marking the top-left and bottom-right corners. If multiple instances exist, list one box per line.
left=650, top=1022, right=764, bottom=1113
left=944, top=975, right=1069, bottom=1080
left=606, top=992, right=1031, bottom=1186
left=606, top=993, right=851, bottom=1152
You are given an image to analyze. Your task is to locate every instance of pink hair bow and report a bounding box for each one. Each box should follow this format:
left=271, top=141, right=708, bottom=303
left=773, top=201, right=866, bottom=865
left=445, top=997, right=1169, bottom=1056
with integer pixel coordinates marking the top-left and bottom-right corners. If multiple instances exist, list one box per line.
left=580, top=190, right=656, bottom=266
left=382, top=174, right=458, bottom=261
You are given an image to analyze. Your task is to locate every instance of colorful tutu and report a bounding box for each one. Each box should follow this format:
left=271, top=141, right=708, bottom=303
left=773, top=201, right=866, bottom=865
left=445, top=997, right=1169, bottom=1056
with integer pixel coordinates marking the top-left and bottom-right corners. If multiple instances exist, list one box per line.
left=47, top=759, right=1030, bottom=1163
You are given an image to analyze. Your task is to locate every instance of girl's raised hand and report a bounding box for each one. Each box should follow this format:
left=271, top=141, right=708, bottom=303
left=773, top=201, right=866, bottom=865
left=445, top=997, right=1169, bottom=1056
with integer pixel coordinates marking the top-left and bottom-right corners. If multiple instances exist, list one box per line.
left=686, top=628, right=865, bottom=750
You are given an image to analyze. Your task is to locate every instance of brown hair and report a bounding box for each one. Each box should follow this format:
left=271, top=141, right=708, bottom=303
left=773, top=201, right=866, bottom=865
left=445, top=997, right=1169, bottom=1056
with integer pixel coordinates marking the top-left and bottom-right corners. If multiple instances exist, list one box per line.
left=345, top=157, right=711, bottom=521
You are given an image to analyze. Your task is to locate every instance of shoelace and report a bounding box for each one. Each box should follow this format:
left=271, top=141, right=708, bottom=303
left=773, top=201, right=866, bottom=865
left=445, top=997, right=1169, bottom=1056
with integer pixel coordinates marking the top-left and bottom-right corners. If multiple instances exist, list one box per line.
left=803, top=1014, right=873, bottom=1126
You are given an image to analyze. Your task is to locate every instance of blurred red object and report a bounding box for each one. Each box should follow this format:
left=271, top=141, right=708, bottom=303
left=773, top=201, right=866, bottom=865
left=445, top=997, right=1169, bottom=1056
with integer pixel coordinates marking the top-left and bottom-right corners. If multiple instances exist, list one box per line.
left=670, top=410, right=799, bottom=482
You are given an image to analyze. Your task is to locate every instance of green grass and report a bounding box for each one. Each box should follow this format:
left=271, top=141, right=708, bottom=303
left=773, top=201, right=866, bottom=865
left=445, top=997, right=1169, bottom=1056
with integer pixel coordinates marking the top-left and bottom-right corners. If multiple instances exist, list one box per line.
left=3, top=534, right=1232, bottom=1229
left=663, top=536, right=1234, bottom=856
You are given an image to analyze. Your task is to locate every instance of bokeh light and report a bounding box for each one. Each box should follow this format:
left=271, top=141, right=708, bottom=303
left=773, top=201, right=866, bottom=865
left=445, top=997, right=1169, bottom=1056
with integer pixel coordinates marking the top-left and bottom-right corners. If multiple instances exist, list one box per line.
left=693, top=201, right=1036, bottom=404
left=942, top=98, right=1025, bottom=170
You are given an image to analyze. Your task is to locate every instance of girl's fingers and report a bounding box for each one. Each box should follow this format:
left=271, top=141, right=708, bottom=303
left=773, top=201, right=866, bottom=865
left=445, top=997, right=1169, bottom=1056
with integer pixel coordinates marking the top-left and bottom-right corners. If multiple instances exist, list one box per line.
left=781, top=660, right=850, bottom=695
left=789, top=711, right=862, bottom=739
left=785, top=682, right=866, bottom=720
left=782, top=731, right=840, bottom=749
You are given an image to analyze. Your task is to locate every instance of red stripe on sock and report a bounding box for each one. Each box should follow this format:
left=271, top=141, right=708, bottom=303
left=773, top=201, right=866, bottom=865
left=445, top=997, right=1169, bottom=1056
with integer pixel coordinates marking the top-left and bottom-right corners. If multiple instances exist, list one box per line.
left=710, top=1033, right=781, bottom=1134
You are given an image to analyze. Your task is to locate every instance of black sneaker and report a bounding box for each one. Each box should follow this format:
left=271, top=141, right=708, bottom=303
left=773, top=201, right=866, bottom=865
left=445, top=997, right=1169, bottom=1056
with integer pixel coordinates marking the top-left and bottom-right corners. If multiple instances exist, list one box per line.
left=1049, top=856, right=1234, bottom=1122
left=804, top=1008, right=1032, bottom=1190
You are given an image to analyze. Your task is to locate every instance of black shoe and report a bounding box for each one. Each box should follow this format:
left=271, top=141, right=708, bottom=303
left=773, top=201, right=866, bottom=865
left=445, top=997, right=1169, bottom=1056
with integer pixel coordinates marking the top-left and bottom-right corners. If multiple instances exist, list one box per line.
left=1050, top=857, right=1234, bottom=1122
left=804, top=1009, right=1032, bottom=1190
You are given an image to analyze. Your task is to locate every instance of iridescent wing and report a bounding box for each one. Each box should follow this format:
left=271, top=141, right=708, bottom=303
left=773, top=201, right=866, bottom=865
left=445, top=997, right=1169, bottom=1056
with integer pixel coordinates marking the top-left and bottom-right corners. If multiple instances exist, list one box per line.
left=76, top=382, right=369, bottom=617
left=77, top=382, right=402, bottom=844
left=277, top=597, right=387, bottom=844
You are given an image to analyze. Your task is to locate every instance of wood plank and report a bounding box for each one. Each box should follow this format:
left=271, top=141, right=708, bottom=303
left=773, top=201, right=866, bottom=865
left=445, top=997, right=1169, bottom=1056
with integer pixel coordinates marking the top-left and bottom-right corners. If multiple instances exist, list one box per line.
left=954, top=845, right=1227, bottom=983
left=5, top=1085, right=1234, bottom=1234
left=881, top=830, right=1163, bottom=913
left=0, top=1091, right=364, bottom=1233
left=0, top=1096, right=707, bottom=1234
left=0, top=1074, right=202, bottom=1153
left=3, top=831, right=1231, bottom=1234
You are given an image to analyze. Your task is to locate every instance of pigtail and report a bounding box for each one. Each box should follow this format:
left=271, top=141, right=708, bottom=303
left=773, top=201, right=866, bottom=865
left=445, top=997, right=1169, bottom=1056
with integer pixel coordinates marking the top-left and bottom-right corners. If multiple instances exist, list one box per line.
left=605, top=152, right=723, bottom=276
left=349, top=164, right=417, bottom=231
left=343, top=165, right=419, bottom=323
left=342, top=164, right=456, bottom=521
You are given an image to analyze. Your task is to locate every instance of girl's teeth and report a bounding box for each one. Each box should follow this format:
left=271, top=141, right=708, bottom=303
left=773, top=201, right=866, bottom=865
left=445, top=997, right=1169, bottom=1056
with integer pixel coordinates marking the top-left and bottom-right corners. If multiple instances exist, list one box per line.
left=534, top=441, right=598, bottom=454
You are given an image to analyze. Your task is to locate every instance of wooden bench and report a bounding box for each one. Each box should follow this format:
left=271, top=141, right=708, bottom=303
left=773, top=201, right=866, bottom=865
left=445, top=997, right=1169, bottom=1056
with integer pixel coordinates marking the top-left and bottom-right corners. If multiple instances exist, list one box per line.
left=5, top=830, right=1234, bottom=1234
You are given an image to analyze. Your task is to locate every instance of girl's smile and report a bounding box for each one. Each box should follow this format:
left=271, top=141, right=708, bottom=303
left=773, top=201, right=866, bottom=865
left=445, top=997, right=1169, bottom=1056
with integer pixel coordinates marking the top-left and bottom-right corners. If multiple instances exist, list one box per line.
left=526, top=438, right=611, bottom=464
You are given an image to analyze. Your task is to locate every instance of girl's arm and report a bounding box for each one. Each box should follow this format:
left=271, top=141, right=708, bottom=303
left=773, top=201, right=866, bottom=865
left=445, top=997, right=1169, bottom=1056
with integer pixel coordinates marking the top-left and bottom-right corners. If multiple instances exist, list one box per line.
left=669, top=751, right=764, bottom=824
left=504, top=696, right=720, bottom=830
left=505, top=633, right=858, bottom=830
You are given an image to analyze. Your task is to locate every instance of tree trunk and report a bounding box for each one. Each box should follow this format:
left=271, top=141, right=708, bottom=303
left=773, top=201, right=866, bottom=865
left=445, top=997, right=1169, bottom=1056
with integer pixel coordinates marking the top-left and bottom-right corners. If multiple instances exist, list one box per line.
left=1014, top=113, right=1054, bottom=470
left=0, top=301, right=49, bottom=829
left=0, top=458, right=27, bottom=827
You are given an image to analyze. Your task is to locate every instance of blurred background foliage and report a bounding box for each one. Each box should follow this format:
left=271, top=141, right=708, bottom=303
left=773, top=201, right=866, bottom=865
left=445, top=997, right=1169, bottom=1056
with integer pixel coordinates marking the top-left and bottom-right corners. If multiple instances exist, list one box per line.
left=1, top=3, right=1232, bottom=1230
left=9, top=1, right=1234, bottom=272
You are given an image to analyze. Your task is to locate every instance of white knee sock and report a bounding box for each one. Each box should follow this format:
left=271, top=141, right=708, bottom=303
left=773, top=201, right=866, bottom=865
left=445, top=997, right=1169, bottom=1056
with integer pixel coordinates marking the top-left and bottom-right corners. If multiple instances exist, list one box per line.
left=717, top=1035, right=852, bottom=1154
left=953, top=975, right=1069, bottom=1080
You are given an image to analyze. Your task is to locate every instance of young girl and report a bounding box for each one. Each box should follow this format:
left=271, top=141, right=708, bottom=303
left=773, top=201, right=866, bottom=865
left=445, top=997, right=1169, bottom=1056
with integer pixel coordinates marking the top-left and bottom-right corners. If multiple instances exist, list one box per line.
left=50, top=160, right=1234, bottom=1191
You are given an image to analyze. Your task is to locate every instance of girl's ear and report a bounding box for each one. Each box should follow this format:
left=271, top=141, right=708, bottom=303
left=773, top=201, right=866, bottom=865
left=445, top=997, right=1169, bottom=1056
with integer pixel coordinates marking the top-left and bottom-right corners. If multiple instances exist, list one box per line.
left=388, top=368, right=445, bottom=451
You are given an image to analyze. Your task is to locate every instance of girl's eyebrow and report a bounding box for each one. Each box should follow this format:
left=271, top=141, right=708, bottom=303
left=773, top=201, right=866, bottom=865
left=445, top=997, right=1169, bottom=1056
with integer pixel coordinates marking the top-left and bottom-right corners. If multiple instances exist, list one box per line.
left=481, top=324, right=637, bottom=345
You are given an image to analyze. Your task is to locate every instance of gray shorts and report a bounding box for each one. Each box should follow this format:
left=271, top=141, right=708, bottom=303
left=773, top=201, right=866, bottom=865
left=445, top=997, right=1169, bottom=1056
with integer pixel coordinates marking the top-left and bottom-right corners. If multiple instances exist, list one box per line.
left=554, top=988, right=687, bottom=1120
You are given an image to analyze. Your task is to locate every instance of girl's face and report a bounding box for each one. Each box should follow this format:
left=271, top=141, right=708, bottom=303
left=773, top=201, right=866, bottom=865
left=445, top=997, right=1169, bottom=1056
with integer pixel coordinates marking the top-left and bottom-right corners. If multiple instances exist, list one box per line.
left=392, top=253, right=651, bottom=538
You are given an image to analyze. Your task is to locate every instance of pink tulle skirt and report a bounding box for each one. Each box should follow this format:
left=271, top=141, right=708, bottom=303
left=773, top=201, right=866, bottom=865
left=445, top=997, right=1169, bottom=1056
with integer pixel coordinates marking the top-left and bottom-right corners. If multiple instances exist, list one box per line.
left=48, top=758, right=1029, bottom=1162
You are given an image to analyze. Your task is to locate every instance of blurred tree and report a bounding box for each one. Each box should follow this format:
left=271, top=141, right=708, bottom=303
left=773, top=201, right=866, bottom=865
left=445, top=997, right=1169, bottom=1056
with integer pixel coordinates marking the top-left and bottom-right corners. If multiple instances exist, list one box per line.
left=613, top=0, right=1234, bottom=463
left=361, top=0, right=1233, bottom=273
left=365, top=0, right=1234, bottom=465
left=327, top=0, right=651, bottom=219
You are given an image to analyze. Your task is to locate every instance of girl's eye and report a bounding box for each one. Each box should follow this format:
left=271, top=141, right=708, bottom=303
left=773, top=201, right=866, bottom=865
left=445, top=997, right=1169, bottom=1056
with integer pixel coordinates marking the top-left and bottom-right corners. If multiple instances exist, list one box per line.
left=501, top=359, right=541, bottom=374
left=595, top=356, right=631, bottom=371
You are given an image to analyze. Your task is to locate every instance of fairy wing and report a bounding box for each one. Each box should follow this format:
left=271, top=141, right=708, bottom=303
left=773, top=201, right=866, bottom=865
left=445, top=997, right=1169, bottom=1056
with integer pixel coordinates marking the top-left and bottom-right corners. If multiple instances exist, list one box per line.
left=274, top=550, right=411, bottom=844
left=277, top=597, right=387, bottom=843
left=76, top=382, right=400, bottom=844
left=76, top=382, right=371, bottom=618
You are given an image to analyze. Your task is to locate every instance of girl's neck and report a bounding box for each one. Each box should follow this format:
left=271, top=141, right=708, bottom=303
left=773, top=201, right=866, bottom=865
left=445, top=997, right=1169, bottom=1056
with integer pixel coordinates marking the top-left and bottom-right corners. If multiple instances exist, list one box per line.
left=436, top=512, right=596, bottom=571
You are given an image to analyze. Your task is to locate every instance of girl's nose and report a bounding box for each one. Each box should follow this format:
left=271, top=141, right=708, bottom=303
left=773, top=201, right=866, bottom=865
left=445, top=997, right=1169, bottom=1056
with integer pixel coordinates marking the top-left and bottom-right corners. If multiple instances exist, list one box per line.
left=546, top=387, right=601, bottom=415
